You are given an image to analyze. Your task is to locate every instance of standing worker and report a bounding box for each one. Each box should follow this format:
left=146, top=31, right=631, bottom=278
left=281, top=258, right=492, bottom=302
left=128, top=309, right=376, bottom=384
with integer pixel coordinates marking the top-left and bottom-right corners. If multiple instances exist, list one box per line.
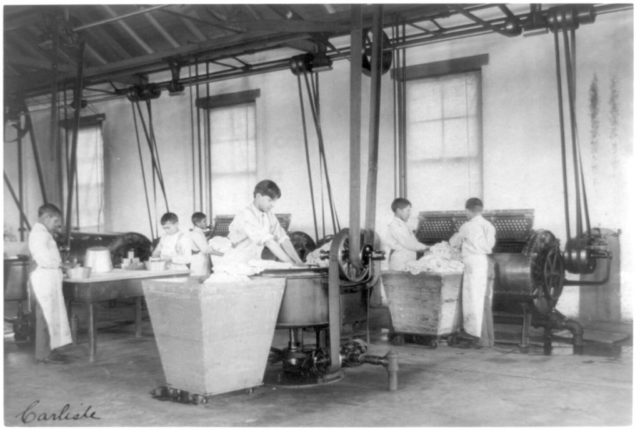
left=28, top=204, right=73, bottom=364
left=386, top=197, right=429, bottom=271
left=449, top=198, right=496, bottom=348
left=225, top=179, right=303, bottom=264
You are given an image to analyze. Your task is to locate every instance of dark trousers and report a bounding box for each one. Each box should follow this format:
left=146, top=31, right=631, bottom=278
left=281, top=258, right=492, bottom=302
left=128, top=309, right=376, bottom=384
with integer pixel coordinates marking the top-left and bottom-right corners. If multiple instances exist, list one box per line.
left=34, top=300, right=51, bottom=360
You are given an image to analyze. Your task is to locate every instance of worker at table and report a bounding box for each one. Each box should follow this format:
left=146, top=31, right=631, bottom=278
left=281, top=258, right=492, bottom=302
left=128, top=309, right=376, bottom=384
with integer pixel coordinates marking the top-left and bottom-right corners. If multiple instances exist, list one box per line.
left=152, top=212, right=192, bottom=270
left=188, top=212, right=223, bottom=276
left=225, top=179, right=303, bottom=264
left=449, top=197, right=496, bottom=348
left=386, top=197, right=430, bottom=271
left=28, top=203, right=72, bottom=364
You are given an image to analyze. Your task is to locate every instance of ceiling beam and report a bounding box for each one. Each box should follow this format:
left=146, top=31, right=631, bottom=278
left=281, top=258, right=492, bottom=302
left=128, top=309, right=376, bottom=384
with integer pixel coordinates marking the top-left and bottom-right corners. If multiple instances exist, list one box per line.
left=5, top=53, right=74, bottom=72
left=178, top=16, right=207, bottom=42
left=101, top=5, right=154, bottom=55
left=145, top=13, right=180, bottom=48
left=84, top=24, right=132, bottom=60
left=73, top=5, right=168, bottom=31
left=50, top=32, right=311, bottom=89
left=226, top=19, right=349, bottom=33
left=85, top=43, right=108, bottom=65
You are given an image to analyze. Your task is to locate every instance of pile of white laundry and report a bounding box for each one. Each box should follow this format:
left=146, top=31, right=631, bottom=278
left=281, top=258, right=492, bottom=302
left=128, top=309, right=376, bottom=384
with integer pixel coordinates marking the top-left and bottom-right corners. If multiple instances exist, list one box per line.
left=404, top=241, right=464, bottom=274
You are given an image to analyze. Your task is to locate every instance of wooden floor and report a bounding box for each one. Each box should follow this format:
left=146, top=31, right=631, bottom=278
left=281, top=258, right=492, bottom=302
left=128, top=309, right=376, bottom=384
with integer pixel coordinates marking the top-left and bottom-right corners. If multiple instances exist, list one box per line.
left=2, top=302, right=634, bottom=427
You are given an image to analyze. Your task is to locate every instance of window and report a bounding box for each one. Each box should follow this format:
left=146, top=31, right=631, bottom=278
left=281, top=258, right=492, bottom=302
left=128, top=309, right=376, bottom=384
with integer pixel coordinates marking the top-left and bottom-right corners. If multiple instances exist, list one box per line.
left=61, top=117, right=105, bottom=232
left=209, top=102, right=257, bottom=212
left=406, top=71, right=482, bottom=211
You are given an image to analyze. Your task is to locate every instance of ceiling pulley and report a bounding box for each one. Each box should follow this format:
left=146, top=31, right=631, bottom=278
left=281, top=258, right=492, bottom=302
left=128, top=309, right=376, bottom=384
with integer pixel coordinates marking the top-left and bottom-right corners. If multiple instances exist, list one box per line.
left=361, top=28, right=393, bottom=77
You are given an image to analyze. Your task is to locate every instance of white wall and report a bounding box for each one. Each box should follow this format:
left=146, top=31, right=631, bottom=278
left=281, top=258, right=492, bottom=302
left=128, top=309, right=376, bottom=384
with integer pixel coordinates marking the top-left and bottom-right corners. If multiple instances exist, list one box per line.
left=4, top=10, right=633, bottom=320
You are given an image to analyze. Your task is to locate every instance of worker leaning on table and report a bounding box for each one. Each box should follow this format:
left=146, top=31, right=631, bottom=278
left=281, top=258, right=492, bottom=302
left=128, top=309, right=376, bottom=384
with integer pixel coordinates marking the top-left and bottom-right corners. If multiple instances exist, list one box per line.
left=449, top=197, right=496, bottom=347
left=225, top=179, right=302, bottom=265
left=28, top=203, right=73, bottom=364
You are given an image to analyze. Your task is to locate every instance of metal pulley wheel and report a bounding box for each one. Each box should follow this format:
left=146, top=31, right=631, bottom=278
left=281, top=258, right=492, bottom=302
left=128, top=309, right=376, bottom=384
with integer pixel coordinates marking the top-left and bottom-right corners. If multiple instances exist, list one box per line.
left=525, top=230, right=564, bottom=314
left=330, top=229, right=382, bottom=285
left=361, top=29, right=393, bottom=77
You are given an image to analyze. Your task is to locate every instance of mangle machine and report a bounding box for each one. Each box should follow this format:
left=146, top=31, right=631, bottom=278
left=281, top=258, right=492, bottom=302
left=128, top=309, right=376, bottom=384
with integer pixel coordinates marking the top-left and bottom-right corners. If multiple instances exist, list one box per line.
left=416, top=209, right=612, bottom=355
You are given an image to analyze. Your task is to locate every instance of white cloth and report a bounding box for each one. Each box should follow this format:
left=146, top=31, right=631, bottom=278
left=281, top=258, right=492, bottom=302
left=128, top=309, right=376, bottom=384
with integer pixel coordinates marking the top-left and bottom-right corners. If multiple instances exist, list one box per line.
left=461, top=254, right=489, bottom=338
left=386, top=216, right=426, bottom=271
left=188, top=227, right=209, bottom=253
left=28, top=222, right=72, bottom=350
left=450, top=214, right=496, bottom=338
left=226, top=203, right=288, bottom=263
left=157, top=230, right=192, bottom=269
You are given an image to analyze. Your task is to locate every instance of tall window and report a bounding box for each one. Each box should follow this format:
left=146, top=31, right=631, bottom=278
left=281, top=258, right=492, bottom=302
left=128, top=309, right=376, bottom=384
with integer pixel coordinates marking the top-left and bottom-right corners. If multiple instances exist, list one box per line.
left=209, top=102, right=257, bottom=212
left=62, top=118, right=105, bottom=231
left=406, top=71, right=482, bottom=211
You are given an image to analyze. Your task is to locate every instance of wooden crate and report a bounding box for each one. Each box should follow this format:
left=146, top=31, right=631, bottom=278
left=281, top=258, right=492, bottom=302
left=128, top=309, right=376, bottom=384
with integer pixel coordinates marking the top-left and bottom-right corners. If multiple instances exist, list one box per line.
left=382, top=271, right=463, bottom=336
left=142, top=276, right=285, bottom=396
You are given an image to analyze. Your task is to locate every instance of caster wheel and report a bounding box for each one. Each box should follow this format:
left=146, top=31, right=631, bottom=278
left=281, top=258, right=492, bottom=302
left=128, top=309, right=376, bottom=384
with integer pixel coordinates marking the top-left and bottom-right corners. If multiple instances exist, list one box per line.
left=390, top=333, right=405, bottom=346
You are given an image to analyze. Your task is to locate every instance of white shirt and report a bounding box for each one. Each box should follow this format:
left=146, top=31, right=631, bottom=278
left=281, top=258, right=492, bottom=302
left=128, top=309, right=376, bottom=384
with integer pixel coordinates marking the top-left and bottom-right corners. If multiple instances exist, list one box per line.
left=28, top=222, right=62, bottom=270
left=157, top=230, right=192, bottom=265
left=227, top=203, right=287, bottom=262
left=386, top=216, right=426, bottom=253
left=189, top=227, right=209, bottom=253
left=450, top=214, right=496, bottom=258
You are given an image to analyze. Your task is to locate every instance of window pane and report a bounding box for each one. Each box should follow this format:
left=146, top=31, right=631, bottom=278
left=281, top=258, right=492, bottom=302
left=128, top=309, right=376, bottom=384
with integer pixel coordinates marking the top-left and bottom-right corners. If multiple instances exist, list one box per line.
left=209, top=102, right=257, bottom=213
left=406, top=70, right=482, bottom=206
left=407, top=120, right=443, bottom=160
left=407, top=80, right=441, bottom=121
left=63, top=124, right=105, bottom=231
left=442, top=118, right=479, bottom=158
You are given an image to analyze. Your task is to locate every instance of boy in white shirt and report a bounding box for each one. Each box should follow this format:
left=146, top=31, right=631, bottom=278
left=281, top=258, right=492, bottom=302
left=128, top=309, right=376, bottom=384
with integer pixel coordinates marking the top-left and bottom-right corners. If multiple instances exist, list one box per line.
left=28, top=203, right=72, bottom=364
left=151, top=212, right=192, bottom=270
left=386, top=198, right=429, bottom=271
left=226, top=180, right=302, bottom=264
left=449, top=197, right=496, bottom=347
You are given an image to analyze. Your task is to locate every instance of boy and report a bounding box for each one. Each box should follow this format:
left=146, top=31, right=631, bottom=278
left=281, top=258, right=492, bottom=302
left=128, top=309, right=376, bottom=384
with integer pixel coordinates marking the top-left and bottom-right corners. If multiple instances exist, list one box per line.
left=188, top=212, right=223, bottom=275
left=226, top=179, right=303, bottom=264
left=28, top=203, right=72, bottom=364
left=151, top=212, right=192, bottom=270
left=449, top=197, right=496, bottom=348
left=386, top=198, right=429, bottom=271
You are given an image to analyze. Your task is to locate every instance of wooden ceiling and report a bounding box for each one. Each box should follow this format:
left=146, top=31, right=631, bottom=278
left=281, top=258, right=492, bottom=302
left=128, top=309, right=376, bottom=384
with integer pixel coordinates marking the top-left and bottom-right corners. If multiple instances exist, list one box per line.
left=3, top=3, right=631, bottom=105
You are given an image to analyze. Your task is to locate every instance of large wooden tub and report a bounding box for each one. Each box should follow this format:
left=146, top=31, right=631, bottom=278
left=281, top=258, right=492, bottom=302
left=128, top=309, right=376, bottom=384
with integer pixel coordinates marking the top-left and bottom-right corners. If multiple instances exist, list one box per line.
left=142, top=276, right=285, bottom=397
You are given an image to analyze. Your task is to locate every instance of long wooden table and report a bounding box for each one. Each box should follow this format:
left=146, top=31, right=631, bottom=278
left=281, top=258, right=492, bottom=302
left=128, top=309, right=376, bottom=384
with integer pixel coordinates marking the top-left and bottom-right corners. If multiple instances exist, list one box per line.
left=63, top=268, right=190, bottom=362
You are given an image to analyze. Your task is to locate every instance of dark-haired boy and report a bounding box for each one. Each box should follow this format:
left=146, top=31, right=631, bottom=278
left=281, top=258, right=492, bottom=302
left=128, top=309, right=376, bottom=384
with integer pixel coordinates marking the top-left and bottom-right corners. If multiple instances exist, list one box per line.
left=386, top=197, right=429, bottom=271
left=28, top=203, right=72, bottom=363
left=450, top=197, right=496, bottom=347
left=151, top=212, right=192, bottom=269
left=226, top=179, right=302, bottom=264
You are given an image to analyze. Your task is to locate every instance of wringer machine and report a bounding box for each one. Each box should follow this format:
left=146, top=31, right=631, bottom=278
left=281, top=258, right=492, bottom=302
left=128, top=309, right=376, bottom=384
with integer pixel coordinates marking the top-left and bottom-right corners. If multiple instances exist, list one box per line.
left=416, top=209, right=612, bottom=355
left=264, top=229, right=398, bottom=389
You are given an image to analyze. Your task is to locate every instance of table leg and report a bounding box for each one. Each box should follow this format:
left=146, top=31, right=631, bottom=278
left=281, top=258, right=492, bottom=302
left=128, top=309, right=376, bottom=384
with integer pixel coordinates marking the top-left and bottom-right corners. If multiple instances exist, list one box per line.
left=88, top=303, right=96, bottom=363
left=135, top=297, right=142, bottom=338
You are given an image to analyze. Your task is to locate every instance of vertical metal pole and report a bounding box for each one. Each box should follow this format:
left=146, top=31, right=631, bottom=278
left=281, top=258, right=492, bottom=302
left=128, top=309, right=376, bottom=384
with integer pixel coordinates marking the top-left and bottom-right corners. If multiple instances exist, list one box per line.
left=49, top=20, right=62, bottom=205
left=23, top=102, right=48, bottom=203
left=328, top=230, right=344, bottom=371
left=349, top=5, right=363, bottom=267
left=206, top=61, right=212, bottom=218
left=65, top=39, right=86, bottom=239
left=364, top=5, right=383, bottom=233
left=17, top=118, right=25, bottom=241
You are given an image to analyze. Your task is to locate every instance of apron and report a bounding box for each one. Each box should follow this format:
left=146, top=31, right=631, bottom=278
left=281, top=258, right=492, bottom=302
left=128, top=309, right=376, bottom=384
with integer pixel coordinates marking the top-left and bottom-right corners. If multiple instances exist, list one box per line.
left=29, top=268, right=72, bottom=350
left=461, top=254, right=488, bottom=338
left=190, top=253, right=211, bottom=277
